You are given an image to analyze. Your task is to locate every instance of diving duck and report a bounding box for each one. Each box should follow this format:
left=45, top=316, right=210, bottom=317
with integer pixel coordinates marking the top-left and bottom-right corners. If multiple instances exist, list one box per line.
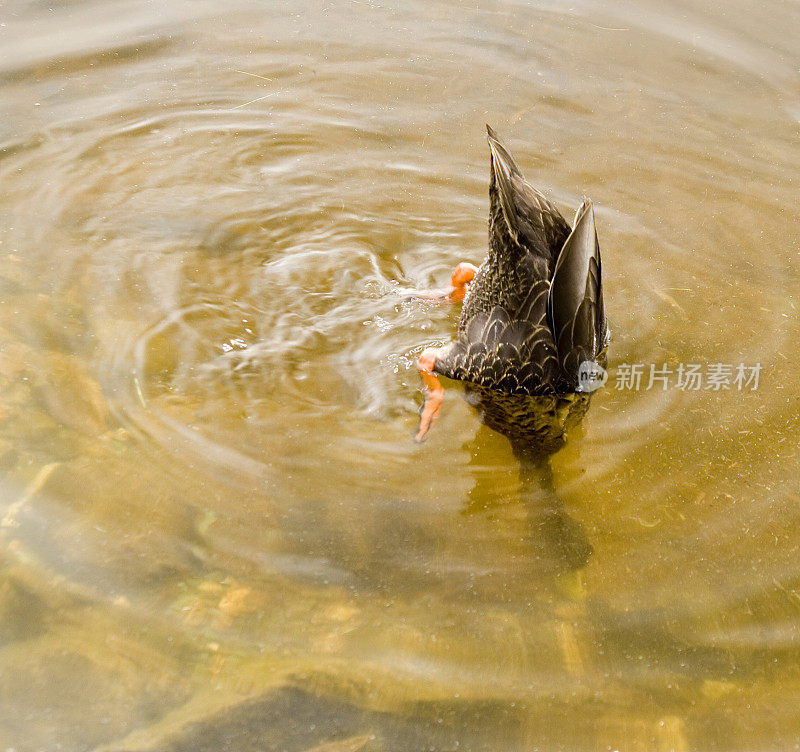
left=416, top=126, right=609, bottom=462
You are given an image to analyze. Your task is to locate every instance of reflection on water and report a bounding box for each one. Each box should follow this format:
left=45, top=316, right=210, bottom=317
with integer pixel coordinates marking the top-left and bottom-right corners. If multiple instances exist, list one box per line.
left=1, top=0, right=800, bottom=749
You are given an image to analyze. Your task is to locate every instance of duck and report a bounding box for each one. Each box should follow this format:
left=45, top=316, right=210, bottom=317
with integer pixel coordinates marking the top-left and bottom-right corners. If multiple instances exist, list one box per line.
left=416, top=125, right=609, bottom=463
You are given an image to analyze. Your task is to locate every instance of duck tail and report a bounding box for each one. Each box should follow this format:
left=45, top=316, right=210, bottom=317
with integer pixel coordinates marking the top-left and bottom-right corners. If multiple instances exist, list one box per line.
left=486, top=124, right=522, bottom=242
left=546, top=200, right=606, bottom=385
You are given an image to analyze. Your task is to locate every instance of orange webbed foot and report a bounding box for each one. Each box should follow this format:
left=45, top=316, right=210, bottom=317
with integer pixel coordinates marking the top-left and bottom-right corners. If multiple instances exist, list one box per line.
left=415, top=347, right=444, bottom=442
left=399, top=262, right=478, bottom=303
left=446, top=262, right=478, bottom=302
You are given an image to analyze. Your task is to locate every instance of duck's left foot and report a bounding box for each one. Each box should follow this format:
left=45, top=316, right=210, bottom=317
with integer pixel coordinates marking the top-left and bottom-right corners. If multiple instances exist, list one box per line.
left=446, top=262, right=478, bottom=302
left=415, top=347, right=444, bottom=442
left=400, top=262, right=478, bottom=303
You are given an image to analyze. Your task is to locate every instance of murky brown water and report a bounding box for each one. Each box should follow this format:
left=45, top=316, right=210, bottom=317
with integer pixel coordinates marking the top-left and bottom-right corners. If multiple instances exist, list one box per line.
left=1, top=0, right=800, bottom=749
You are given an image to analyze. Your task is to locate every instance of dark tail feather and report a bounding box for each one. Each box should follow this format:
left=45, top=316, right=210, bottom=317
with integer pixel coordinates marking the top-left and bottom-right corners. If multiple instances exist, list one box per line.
left=486, top=124, right=522, bottom=241
left=546, top=200, right=606, bottom=384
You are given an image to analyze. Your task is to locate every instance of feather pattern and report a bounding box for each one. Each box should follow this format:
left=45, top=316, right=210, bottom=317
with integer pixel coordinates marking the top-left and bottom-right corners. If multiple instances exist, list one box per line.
left=434, top=126, right=607, bottom=403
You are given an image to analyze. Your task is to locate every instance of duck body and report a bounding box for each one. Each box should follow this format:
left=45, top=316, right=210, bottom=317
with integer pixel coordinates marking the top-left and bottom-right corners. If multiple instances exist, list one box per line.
left=420, top=126, right=608, bottom=458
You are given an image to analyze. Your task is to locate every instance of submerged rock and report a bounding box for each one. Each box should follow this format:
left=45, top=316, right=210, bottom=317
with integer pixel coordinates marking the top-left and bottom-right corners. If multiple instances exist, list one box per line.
left=33, top=350, right=109, bottom=436
left=98, top=685, right=531, bottom=752
left=0, top=614, right=191, bottom=752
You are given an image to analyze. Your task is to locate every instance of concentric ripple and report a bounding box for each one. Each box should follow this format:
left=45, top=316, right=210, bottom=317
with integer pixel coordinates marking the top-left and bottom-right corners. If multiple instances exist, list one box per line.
left=1, top=0, right=800, bottom=747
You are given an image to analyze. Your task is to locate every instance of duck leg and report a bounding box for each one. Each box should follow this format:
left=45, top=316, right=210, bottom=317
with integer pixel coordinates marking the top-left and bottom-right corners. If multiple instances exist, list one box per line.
left=415, top=347, right=444, bottom=442
left=401, top=262, right=478, bottom=303
left=411, top=262, right=477, bottom=441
